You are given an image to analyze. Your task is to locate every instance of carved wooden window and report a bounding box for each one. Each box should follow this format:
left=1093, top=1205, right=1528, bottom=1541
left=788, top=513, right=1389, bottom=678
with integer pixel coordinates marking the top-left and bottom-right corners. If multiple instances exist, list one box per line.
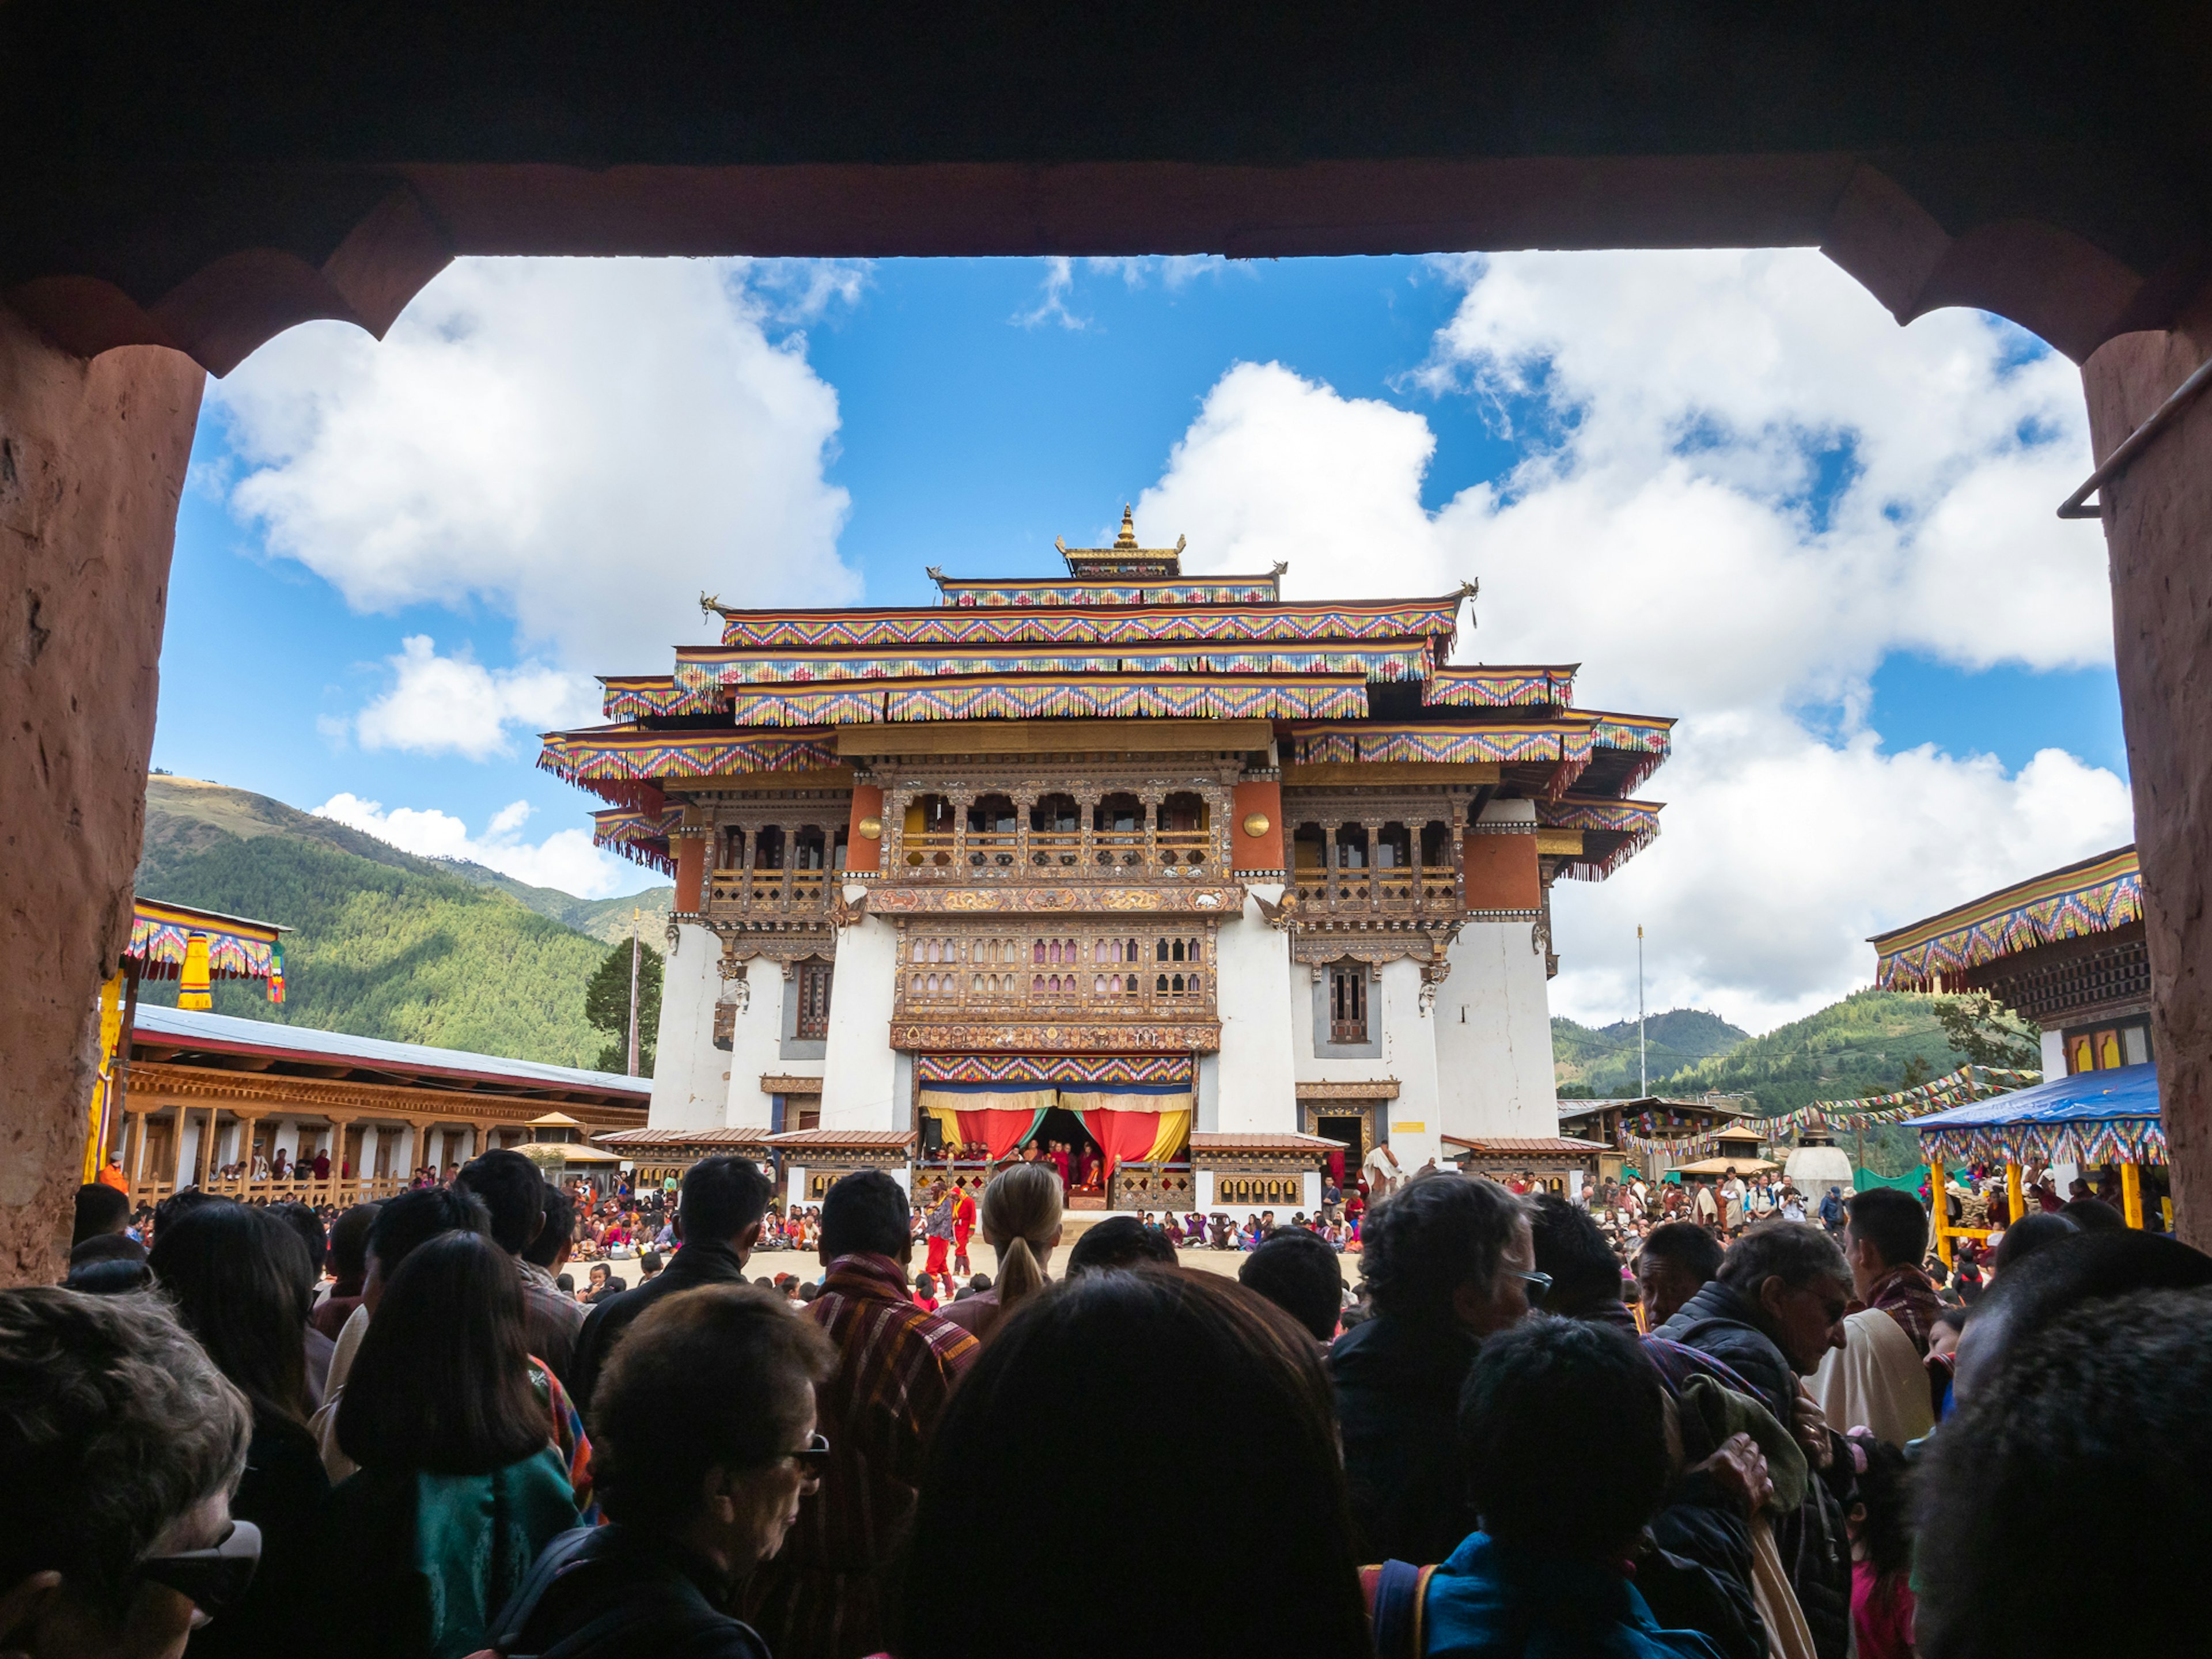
left=1330, top=965, right=1369, bottom=1044
left=796, top=962, right=834, bottom=1039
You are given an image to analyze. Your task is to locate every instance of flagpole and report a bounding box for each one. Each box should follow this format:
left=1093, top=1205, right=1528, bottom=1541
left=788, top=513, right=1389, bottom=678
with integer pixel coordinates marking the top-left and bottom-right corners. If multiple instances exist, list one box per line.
left=626, top=907, right=642, bottom=1077
left=1637, top=924, right=1646, bottom=1098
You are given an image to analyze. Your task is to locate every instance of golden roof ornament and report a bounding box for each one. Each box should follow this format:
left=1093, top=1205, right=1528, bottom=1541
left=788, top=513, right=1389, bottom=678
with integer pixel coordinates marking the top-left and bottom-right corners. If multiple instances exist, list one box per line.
left=1115, top=505, right=1139, bottom=548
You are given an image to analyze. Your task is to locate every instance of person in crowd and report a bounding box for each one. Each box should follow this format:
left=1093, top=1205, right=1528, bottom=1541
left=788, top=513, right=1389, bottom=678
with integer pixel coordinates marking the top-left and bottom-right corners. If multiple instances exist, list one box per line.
left=521, top=1182, right=576, bottom=1285
left=1528, top=1192, right=1635, bottom=1330
left=146, top=1202, right=329, bottom=1658
left=911, top=1272, right=940, bottom=1312
left=1817, top=1186, right=1846, bottom=1234
left=321, top=1232, right=579, bottom=1659
left=1840, top=1188, right=1940, bottom=1354
left=1914, top=1284, right=2212, bottom=1658
left=1988, top=1209, right=2075, bottom=1275
left=950, top=1182, right=977, bottom=1276
left=1239, top=1225, right=1347, bottom=1343
left=637, top=1249, right=663, bottom=1284
left=72, top=1182, right=130, bottom=1248
left=743, top=1169, right=980, bottom=1659
left=1331, top=1173, right=1539, bottom=1566
left=1659, top=1222, right=1854, bottom=1659
left=919, top=1180, right=955, bottom=1282
left=940, top=1161, right=1062, bottom=1342
left=583, top=1263, right=624, bottom=1305
left=1691, top=1179, right=1719, bottom=1231
left=2057, top=1193, right=2125, bottom=1233
left=268, top=1201, right=337, bottom=1404
left=1635, top=1220, right=1725, bottom=1331
left=1413, top=1315, right=1732, bottom=1657
left=0, top=1288, right=255, bottom=1659
left=896, top=1269, right=1369, bottom=1659
left=492, top=1286, right=836, bottom=1659
left=570, top=1155, right=772, bottom=1413
left=1064, top=1214, right=1179, bottom=1275
left=1843, top=1431, right=1915, bottom=1659
left=458, top=1150, right=586, bottom=1385
left=312, top=1203, right=380, bottom=1340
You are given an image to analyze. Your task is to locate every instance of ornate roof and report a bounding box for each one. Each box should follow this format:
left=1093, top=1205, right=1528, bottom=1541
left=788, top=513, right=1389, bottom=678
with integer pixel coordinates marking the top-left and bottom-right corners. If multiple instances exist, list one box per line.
left=1869, top=845, right=2142, bottom=991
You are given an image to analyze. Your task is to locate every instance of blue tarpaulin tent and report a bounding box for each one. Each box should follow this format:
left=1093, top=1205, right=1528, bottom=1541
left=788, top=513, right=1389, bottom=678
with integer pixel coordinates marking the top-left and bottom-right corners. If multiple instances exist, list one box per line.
left=1908, top=1062, right=2162, bottom=1237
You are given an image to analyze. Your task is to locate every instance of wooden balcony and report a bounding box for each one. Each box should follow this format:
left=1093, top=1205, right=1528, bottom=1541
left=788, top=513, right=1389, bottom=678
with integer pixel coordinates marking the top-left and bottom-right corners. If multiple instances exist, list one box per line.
left=706, top=866, right=838, bottom=916
left=1290, top=862, right=1459, bottom=915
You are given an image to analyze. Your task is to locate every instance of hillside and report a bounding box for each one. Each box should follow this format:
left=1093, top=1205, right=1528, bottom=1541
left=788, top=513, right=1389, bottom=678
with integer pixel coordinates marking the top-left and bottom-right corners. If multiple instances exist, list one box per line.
left=1554, top=1008, right=1748, bottom=1097
left=135, top=775, right=651, bottom=1066
left=1653, top=988, right=1972, bottom=1115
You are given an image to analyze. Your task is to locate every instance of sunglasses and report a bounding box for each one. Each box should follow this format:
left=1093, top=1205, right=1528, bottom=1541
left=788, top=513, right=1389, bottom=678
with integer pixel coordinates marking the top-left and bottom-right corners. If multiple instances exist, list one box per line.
left=137, top=1520, right=262, bottom=1618
left=1512, top=1270, right=1553, bottom=1309
left=787, top=1432, right=832, bottom=1475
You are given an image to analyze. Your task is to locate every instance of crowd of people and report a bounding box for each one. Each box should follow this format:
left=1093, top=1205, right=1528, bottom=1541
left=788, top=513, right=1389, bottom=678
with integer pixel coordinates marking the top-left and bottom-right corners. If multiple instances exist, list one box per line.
left=12, top=1143, right=2209, bottom=1659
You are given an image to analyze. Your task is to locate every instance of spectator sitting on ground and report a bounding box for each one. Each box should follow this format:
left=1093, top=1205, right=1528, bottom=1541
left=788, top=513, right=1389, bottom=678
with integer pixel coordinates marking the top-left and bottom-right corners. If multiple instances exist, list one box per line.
left=1239, top=1226, right=1347, bottom=1344
left=457, top=1150, right=585, bottom=1387
left=1417, top=1314, right=1732, bottom=1657
left=637, top=1249, right=662, bottom=1283
left=0, top=1288, right=255, bottom=1659
left=1636, top=1221, right=1724, bottom=1330
left=1064, top=1214, right=1179, bottom=1276
left=896, top=1270, right=1369, bottom=1659
left=1330, top=1173, right=1538, bottom=1567
left=570, top=1156, right=772, bottom=1414
left=493, top=1285, right=835, bottom=1659
left=1915, top=1283, right=2212, bottom=1658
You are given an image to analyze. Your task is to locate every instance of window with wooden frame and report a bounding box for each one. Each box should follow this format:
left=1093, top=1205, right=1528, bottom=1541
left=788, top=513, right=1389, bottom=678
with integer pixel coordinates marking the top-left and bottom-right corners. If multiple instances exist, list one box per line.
left=796, top=961, right=835, bottom=1040
left=1330, top=964, right=1369, bottom=1044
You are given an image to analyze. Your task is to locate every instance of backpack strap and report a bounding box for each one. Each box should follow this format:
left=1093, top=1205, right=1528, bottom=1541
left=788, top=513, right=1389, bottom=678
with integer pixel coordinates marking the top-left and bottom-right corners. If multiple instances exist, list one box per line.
left=1362, top=1558, right=1435, bottom=1658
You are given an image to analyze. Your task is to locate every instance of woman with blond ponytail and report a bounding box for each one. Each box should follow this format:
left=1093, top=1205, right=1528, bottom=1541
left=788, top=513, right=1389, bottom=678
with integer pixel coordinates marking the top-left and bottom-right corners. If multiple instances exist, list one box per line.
left=940, top=1162, right=1063, bottom=1341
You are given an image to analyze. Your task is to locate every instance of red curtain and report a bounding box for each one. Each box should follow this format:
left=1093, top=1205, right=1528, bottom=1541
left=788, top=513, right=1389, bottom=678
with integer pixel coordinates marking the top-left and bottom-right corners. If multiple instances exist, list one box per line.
left=956, top=1107, right=1047, bottom=1161
left=1079, top=1109, right=1168, bottom=1175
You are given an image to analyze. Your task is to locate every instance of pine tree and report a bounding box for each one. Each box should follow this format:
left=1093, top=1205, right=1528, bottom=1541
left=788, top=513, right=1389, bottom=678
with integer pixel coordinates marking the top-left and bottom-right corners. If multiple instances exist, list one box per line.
left=585, top=937, right=663, bottom=1077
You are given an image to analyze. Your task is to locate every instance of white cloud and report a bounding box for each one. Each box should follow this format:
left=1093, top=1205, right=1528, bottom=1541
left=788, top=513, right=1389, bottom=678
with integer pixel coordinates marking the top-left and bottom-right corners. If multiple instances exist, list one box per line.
left=343, top=635, right=599, bottom=760
left=1136, top=249, right=2124, bottom=1030
left=212, top=257, right=859, bottom=669
left=313, top=792, right=634, bottom=899
left=1015, top=257, right=1088, bottom=331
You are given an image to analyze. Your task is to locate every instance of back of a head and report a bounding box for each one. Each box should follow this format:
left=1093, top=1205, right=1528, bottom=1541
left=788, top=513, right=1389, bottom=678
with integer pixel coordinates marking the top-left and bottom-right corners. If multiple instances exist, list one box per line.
left=65, top=1234, right=152, bottom=1296
left=1361, top=1173, right=1527, bottom=1323
left=1638, top=1219, right=1724, bottom=1285
left=1238, top=1228, right=1344, bottom=1342
left=1527, top=1192, right=1623, bottom=1316
left=456, top=1148, right=548, bottom=1256
left=1954, top=1230, right=2212, bottom=1403
left=73, top=1181, right=130, bottom=1246
left=2059, top=1195, right=2126, bottom=1233
left=521, top=1182, right=573, bottom=1270
left=590, top=1283, right=835, bottom=1527
left=147, top=1200, right=314, bottom=1423
left=1459, top=1314, right=1668, bottom=1558
left=677, top=1154, right=772, bottom=1248
left=328, top=1202, right=382, bottom=1285
left=899, top=1270, right=1368, bottom=1659
left=270, top=1200, right=328, bottom=1286
left=1715, top=1220, right=1850, bottom=1296
left=1990, top=1210, right=2077, bottom=1274
left=1065, top=1215, right=1177, bottom=1277
left=0, top=1289, right=251, bottom=1619
left=1844, top=1186, right=1929, bottom=1270
left=336, top=1230, right=545, bottom=1475
left=819, top=1169, right=911, bottom=1262
left=978, top=1162, right=1063, bottom=1311
left=1916, top=1286, right=2212, bottom=1658
left=366, top=1185, right=492, bottom=1280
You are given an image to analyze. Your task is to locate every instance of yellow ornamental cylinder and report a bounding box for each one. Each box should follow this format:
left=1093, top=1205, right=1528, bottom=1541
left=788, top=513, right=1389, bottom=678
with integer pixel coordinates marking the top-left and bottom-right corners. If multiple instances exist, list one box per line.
left=180, top=933, right=213, bottom=1010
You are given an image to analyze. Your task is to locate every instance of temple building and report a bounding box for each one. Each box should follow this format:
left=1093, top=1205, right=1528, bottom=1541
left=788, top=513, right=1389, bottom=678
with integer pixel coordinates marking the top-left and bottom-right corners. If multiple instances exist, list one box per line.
left=540, top=512, right=1672, bottom=1212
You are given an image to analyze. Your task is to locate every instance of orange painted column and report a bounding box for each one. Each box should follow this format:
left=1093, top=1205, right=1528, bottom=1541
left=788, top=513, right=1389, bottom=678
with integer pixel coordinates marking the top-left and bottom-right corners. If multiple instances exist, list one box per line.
left=674, top=832, right=707, bottom=916
left=846, top=783, right=885, bottom=876
left=1231, top=777, right=1285, bottom=876
left=1462, top=827, right=1541, bottom=912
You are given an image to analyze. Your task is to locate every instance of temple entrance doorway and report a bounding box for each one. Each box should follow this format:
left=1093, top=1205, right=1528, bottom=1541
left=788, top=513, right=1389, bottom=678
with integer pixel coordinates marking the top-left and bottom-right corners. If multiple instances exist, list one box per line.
left=1025, top=1107, right=1106, bottom=1206
left=1315, top=1116, right=1365, bottom=1188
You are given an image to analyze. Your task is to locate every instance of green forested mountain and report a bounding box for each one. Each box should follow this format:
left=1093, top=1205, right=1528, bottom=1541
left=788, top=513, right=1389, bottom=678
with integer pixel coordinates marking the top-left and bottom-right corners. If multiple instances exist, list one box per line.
left=1655, top=988, right=1974, bottom=1114
left=1553, top=1008, right=1749, bottom=1097
left=134, top=775, right=650, bottom=1067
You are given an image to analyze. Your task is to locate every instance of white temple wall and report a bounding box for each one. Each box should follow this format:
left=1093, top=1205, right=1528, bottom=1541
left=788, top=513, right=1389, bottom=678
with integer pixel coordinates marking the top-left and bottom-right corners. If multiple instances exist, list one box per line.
left=1435, top=919, right=1558, bottom=1141
left=649, top=921, right=728, bottom=1132
left=2040, top=1028, right=2067, bottom=1080
left=1213, top=886, right=1298, bottom=1133
left=819, top=895, right=900, bottom=1130
left=1291, top=954, right=1444, bottom=1173
left=720, top=965, right=790, bottom=1130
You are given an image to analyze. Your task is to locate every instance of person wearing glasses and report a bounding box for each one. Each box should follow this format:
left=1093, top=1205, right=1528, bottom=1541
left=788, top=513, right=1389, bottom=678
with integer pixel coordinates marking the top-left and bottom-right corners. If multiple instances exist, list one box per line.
left=1330, top=1173, right=1543, bottom=1567
left=493, top=1285, right=835, bottom=1659
left=0, top=1287, right=260, bottom=1659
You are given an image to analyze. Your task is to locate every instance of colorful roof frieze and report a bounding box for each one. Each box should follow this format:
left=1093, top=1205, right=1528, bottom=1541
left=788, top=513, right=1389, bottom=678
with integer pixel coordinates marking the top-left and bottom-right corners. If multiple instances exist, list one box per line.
left=127, top=899, right=286, bottom=984
left=1908, top=1061, right=2160, bottom=1165
left=673, top=641, right=1430, bottom=693
left=1583, top=713, right=1676, bottom=794
left=599, top=675, right=719, bottom=719
left=725, top=687, right=891, bottom=727
left=591, top=804, right=683, bottom=875
left=1423, top=665, right=1577, bottom=710
left=537, top=726, right=842, bottom=793
left=916, top=1052, right=1195, bottom=1086
left=1536, top=797, right=1663, bottom=880
left=881, top=673, right=1368, bottom=723
left=712, top=594, right=1465, bottom=652
left=1290, top=720, right=1590, bottom=771
left=932, top=576, right=1282, bottom=608
left=1870, top=845, right=2142, bottom=991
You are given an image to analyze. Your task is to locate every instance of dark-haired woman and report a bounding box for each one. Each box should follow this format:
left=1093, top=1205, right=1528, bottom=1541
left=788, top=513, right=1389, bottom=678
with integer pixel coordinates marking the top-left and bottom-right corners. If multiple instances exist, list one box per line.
left=896, top=1268, right=1369, bottom=1659
left=321, top=1232, right=579, bottom=1659
left=149, top=1199, right=330, bottom=1659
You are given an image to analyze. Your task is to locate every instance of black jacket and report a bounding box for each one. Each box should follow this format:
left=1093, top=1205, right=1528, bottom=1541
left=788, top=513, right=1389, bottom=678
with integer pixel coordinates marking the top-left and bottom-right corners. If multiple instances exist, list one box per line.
left=1328, top=1312, right=1481, bottom=1567
left=1659, top=1281, right=1855, bottom=1659
left=569, top=1241, right=752, bottom=1415
left=495, top=1525, right=768, bottom=1659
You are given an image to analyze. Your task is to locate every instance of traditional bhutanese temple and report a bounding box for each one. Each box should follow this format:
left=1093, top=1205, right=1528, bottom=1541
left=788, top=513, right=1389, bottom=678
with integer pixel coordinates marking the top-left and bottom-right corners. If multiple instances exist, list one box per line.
left=539, top=511, right=1673, bottom=1213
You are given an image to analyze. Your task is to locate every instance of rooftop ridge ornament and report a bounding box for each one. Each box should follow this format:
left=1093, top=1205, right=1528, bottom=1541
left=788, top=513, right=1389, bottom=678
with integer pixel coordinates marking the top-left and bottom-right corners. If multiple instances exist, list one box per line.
left=1058, top=505, right=1185, bottom=577
left=1115, top=503, right=1138, bottom=547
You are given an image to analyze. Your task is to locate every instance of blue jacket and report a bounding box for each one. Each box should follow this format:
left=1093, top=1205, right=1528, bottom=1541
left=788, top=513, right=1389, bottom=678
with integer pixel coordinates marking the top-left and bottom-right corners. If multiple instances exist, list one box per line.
left=1421, top=1533, right=1730, bottom=1658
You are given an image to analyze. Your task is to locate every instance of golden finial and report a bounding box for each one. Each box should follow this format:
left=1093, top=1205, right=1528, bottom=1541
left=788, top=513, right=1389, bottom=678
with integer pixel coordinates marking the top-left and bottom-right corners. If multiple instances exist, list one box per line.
left=1115, top=505, right=1138, bottom=548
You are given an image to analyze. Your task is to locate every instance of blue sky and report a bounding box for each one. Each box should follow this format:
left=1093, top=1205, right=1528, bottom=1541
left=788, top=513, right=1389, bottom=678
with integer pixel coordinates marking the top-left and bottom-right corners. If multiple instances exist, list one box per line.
left=155, top=252, right=2131, bottom=1028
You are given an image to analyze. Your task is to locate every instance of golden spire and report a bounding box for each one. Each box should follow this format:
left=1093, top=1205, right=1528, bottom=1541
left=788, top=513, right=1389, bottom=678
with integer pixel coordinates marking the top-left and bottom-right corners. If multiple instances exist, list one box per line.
left=1115, top=505, right=1138, bottom=548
